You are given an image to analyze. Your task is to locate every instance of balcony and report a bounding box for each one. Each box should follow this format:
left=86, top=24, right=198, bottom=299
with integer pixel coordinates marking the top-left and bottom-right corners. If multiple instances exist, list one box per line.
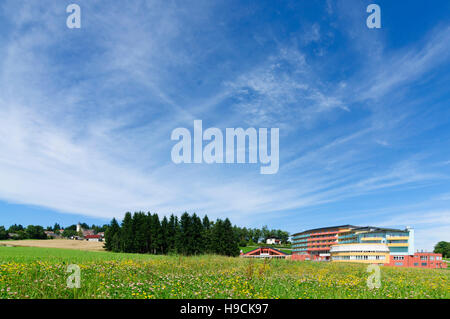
left=310, top=231, right=339, bottom=237
left=386, top=236, right=409, bottom=240
left=387, top=243, right=409, bottom=247
left=339, top=234, right=356, bottom=239
left=307, top=247, right=331, bottom=251
left=361, top=237, right=384, bottom=241
left=307, top=236, right=337, bottom=242
left=307, top=242, right=337, bottom=247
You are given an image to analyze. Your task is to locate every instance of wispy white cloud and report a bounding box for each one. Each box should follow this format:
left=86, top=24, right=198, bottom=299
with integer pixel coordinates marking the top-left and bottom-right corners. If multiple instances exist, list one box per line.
left=376, top=210, right=450, bottom=250
left=357, top=25, right=450, bottom=102
left=302, top=23, right=321, bottom=45
left=0, top=0, right=449, bottom=247
left=225, top=47, right=348, bottom=128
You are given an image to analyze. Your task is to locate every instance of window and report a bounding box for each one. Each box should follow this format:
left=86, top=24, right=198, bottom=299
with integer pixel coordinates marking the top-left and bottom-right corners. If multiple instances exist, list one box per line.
left=420, top=256, right=427, bottom=261
left=393, top=256, right=404, bottom=260
left=421, top=263, right=427, bottom=266
left=395, top=262, right=403, bottom=266
left=414, top=263, right=418, bottom=266
left=430, top=256, right=435, bottom=261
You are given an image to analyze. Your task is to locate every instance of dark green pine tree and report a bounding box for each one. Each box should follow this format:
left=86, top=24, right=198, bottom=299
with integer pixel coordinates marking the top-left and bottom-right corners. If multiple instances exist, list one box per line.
left=210, top=218, right=240, bottom=256
left=112, top=232, right=121, bottom=252
left=144, top=213, right=153, bottom=254
left=222, top=218, right=240, bottom=256
left=210, top=219, right=224, bottom=255
left=178, top=212, right=193, bottom=255
left=133, top=212, right=148, bottom=253
left=168, top=214, right=179, bottom=253
left=160, top=216, right=169, bottom=254
left=151, top=213, right=162, bottom=254
left=104, top=218, right=120, bottom=251
left=202, top=215, right=212, bottom=253
left=120, top=212, right=135, bottom=253
left=191, top=213, right=205, bottom=255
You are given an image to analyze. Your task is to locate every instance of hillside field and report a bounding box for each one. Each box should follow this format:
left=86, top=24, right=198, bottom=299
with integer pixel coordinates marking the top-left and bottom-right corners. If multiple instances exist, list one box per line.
left=0, top=239, right=105, bottom=251
left=0, top=246, right=448, bottom=299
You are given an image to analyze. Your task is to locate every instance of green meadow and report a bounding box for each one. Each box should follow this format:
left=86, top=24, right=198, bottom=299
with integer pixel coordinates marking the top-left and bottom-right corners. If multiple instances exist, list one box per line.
left=0, top=246, right=448, bottom=299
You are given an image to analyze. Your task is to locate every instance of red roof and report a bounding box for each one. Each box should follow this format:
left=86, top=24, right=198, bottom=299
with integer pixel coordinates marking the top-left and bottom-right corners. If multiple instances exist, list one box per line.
left=242, top=247, right=288, bottom=256
left=85, top=235, right=101, bottom=238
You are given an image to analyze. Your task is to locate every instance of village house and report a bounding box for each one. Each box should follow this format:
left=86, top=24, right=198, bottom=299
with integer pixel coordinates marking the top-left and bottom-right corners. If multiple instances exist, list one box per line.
left=44, top=231, right=62, bottom=239
left=266, top=237, right=282, bottom=245
left=85, top=234, right=102, bottom=242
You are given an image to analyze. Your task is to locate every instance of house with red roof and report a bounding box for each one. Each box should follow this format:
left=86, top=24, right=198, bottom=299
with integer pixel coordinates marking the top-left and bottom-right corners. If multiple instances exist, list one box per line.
left=85, top=234, right=102, bottom=242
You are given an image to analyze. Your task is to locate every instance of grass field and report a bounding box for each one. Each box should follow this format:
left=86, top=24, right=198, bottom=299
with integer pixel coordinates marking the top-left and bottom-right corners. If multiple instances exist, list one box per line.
left=0, top=246, right=448, bottom=299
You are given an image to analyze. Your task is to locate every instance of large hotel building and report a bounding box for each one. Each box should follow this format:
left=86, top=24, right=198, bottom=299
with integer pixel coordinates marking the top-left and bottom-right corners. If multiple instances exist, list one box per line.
left=291, top=225, right=446, bottom=268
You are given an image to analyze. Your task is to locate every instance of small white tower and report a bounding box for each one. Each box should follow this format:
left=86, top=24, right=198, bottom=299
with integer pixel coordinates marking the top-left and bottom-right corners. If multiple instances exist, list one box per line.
left=76, top=222, right=81, bottom=233
left=406, top=226, right=415, bottom=255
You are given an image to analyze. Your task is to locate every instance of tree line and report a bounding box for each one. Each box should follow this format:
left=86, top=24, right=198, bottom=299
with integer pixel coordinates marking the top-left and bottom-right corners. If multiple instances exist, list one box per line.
left=0, top=213, right=291, bottom=257
left=233, top=225, right=290, bottom=246
left=0, top=224, right=48, bottom=240
left=104, top=212, right=240, bottom=257
left=0, top=223, right=109, bottom=240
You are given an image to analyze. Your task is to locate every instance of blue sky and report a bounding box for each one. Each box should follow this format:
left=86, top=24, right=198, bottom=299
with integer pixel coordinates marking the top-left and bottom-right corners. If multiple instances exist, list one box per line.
left=0, top=0, right=449, bottom=250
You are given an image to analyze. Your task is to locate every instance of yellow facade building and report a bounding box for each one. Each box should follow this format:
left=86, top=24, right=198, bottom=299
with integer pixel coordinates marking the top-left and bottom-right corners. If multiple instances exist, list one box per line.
left=330, top=243, right=390, bottom=264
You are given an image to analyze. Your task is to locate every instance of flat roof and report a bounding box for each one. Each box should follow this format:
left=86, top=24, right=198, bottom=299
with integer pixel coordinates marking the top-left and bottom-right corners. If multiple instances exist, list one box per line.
left=292, top=225, right=359, bottom=236
left=292, top=225, right=408, bottom=236
left=353, top=226, right=408, bottom=233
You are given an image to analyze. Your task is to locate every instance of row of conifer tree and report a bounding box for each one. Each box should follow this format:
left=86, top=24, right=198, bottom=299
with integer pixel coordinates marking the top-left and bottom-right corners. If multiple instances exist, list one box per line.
left=104, top=212, right=240, bottom=256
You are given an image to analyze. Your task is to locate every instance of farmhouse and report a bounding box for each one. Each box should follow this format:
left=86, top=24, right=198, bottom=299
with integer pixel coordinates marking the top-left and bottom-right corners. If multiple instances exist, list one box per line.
left=266, top=237, right=281, bottom=245
left=76, top=222, right=103, bottom=241
left=85, top=234, right=102, bottom=242
left=44, top=231, right=62, bottom=239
